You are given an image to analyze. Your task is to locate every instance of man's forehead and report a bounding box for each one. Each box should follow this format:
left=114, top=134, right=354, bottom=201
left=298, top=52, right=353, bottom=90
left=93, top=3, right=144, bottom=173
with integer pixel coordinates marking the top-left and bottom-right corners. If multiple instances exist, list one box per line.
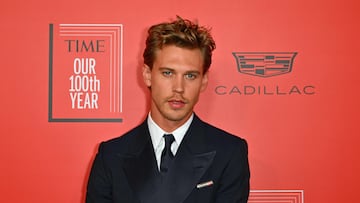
left=153, top=46, right=204, bottom=71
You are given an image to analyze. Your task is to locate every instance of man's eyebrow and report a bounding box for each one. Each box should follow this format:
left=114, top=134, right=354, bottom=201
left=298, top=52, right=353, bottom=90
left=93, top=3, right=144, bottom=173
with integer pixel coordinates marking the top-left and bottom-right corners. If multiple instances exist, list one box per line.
left=185, top=70, right=201, bottom=74
left=159, top=67, right=174, bottom=71
left=158, top=67, right=201, bottom=75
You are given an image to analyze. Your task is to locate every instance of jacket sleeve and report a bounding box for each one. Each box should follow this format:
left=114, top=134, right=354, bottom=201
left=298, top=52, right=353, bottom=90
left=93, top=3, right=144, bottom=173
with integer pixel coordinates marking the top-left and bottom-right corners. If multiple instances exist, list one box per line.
left=86, top=143, right=113, bottom=203
left=214, top=139, right=250, bottom=203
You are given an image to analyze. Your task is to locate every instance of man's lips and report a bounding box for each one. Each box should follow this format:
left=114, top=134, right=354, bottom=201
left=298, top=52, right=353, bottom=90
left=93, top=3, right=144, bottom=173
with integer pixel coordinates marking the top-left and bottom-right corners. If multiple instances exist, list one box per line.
left=168, top=99, right=186, bottom=109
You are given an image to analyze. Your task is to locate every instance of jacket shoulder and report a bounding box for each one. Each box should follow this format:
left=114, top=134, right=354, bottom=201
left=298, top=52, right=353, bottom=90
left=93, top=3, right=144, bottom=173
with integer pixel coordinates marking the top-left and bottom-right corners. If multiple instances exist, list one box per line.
left=98, top=121, right=149, bottom=155
left=200, top=119, right=247, bottom=145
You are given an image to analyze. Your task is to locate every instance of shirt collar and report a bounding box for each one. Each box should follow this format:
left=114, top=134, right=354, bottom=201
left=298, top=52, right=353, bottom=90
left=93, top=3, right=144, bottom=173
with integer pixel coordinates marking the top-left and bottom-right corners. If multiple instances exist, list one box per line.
left=147, top=112, right=193, bottom=148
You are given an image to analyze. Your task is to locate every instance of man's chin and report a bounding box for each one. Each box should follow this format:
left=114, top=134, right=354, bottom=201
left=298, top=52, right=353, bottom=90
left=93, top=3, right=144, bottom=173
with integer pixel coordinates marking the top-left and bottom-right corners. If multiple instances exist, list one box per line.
left=163, top=111, right=191, bottom=122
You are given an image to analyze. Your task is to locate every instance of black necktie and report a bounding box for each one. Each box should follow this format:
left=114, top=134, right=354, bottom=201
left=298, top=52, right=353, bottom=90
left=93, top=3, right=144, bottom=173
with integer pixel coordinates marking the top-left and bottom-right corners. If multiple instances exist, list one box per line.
left=160, top=134, right=175, bottom=173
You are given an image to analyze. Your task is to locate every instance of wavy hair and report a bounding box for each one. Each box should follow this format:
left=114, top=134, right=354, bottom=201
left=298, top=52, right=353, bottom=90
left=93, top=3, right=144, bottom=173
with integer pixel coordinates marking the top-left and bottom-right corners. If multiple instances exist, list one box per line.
left=143, top=16, right=216, bottom=73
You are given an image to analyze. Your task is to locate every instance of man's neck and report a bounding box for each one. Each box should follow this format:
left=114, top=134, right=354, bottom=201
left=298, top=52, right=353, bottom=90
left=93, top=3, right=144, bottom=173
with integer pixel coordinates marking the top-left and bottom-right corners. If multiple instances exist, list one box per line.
left=149, top=112, right=193, bottom=132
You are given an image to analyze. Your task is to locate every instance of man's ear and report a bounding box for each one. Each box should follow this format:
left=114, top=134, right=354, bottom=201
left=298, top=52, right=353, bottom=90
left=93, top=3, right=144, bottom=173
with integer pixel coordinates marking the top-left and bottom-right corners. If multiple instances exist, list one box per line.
left=200, top=71, right=209, bottom=92
left=143, top=64, right=152, bottom=87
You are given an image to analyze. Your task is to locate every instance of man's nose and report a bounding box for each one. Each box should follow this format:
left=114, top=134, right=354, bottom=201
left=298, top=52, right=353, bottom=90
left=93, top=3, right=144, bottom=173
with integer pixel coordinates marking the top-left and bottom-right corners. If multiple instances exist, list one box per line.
left=173, top=75, right=184, bottom=93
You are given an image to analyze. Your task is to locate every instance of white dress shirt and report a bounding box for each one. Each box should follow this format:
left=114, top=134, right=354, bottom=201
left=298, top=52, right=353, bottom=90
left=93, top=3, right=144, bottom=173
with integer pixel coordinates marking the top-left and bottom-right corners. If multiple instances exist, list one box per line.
left=147, top=113, right=193, bottom=170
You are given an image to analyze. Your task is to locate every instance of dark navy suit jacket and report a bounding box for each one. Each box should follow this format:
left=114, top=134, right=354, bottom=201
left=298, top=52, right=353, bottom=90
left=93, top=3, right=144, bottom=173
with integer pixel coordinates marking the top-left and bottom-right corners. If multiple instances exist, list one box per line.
left=86, top=114, right=250, bottom=203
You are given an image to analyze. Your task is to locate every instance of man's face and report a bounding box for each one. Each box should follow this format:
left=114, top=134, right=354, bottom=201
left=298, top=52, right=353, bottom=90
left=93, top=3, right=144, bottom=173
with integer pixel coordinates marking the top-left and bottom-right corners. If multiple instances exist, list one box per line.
left=143, top=45, right=208, bottom=131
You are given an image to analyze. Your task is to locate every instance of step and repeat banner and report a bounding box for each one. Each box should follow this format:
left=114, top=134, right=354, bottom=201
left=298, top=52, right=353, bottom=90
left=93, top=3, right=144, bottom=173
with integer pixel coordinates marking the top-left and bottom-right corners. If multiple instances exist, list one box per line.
left=1, top=0, right=359, bottom=202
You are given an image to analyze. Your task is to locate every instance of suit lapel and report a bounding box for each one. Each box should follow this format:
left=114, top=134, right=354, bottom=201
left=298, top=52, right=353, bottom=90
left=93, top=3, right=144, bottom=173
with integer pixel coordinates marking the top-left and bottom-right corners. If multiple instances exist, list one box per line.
left=157, top=115, right=217, bottom=203
left=119, top=121, right=161, bottom=203
left=119, top=115, right=216, bottom=203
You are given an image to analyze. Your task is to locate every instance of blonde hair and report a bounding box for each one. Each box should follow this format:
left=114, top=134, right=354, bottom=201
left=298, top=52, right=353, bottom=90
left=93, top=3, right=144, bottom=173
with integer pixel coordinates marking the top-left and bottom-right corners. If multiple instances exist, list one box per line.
left=143, top=16, right=216, bottom=73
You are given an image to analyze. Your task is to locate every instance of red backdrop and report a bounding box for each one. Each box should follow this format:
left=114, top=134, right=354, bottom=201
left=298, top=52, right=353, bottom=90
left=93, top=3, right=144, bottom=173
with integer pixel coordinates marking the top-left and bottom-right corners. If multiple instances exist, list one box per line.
left=1, top=0, right=359, bottom=202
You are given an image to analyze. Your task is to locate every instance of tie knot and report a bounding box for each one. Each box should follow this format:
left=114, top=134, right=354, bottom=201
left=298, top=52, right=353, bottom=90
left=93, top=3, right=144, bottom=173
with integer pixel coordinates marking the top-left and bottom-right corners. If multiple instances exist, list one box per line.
left=163, top=134, right=175, bottom=149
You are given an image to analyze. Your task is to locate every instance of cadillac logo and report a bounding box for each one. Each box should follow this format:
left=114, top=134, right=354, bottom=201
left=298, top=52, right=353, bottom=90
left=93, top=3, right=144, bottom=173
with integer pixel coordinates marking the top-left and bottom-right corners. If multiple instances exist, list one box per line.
left=232, top=52, right=297, bottom=77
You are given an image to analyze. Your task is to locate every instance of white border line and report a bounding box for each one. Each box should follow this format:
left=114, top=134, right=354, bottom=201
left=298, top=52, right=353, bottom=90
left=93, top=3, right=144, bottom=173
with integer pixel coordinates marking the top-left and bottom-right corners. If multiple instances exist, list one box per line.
left=60, top=24, right=123, bottom=26
left=119, top=25, right=123, bottom=113
left=59, top=24, right=123, bottom=113
left=249, top=190, right=304, bottom=203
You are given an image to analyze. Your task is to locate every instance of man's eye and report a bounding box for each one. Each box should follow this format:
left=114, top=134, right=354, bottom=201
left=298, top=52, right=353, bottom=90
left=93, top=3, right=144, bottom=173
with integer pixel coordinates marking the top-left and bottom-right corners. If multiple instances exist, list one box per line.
left=162, top=71, right=172, bottom=76
left=185, top=73, right=197, bottom=80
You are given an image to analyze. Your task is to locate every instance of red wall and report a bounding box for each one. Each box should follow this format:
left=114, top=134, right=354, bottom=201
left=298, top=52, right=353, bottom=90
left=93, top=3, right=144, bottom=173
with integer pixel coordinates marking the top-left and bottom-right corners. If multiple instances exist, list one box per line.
left=1, top=0, right=359, bottom=202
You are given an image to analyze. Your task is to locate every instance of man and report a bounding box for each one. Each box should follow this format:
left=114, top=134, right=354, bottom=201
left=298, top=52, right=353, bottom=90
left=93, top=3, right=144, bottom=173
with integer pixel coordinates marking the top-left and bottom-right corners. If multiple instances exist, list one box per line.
left=86, top=16, right=250, bottom=203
